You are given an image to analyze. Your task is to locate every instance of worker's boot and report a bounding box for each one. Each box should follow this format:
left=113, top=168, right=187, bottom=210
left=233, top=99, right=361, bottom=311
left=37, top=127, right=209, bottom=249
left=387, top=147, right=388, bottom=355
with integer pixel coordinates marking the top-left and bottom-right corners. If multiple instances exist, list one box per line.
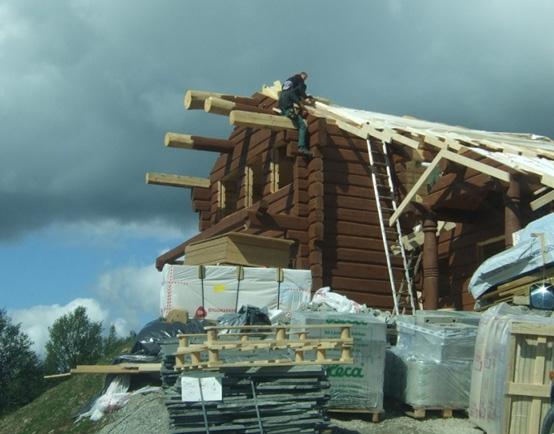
left=298, top=146, right=313, bottom=158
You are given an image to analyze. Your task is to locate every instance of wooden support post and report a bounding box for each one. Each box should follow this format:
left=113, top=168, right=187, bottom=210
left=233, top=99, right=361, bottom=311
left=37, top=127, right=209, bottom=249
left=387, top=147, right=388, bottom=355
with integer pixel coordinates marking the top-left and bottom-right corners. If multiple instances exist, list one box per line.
left=295, top=331, right=306, bottom=362
left=275, top=326, right=286, bottom=342
left=229, top=110, right=296, bottom=131
left=145, top=172, right=210, bottom=189
left=505, top=175, right=522, bottom=248
left=422, top=211, right=439, bottom=309
left=340, top=326, right=353, bottom=362
left=389, top=150, right=444, bottom=226
left=164, top=132, right=235, bottom=153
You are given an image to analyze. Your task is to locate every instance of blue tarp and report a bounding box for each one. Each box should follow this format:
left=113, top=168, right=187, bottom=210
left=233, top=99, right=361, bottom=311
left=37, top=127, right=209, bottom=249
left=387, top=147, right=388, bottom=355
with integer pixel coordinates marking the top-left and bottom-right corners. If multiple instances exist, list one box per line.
left=469, top=214, right=554, bottom=299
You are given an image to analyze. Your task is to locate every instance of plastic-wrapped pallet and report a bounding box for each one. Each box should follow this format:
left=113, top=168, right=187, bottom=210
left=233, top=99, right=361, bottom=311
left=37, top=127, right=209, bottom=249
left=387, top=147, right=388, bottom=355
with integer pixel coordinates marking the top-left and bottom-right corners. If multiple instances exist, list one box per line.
left=385, top=319, right=478, bottom=409
left=161, top=264, right=311, bottom=320
left=469, top=303, right=554, bottom=434
left=291, top=311, right=386, bottom=411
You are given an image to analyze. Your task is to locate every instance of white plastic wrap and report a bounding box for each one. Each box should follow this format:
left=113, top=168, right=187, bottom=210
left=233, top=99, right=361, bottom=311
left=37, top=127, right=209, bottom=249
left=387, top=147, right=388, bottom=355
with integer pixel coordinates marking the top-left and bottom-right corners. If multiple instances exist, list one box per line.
left=385, top=319, right=478, bottom=408
left=291, top=311, right=386, bottom=411
left=76, top=376, right=160, bottom=421
left=469, top=304, right=554, bottom=434
left=161, top=265, right=311, bottom=320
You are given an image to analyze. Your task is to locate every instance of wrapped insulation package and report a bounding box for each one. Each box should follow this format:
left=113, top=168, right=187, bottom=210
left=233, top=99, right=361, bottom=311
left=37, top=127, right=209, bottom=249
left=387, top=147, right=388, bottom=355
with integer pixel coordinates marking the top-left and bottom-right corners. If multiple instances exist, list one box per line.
left=385, top=318, right=478, bottom=408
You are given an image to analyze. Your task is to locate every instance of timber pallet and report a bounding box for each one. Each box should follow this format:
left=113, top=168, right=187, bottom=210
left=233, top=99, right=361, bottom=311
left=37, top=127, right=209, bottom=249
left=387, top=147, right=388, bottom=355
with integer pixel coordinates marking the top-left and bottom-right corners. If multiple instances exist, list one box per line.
left=404, top=405, right=466, bottom=419
left=175, top=324, right=353, bottom=370
left=328, top=407, right=382, bottom=423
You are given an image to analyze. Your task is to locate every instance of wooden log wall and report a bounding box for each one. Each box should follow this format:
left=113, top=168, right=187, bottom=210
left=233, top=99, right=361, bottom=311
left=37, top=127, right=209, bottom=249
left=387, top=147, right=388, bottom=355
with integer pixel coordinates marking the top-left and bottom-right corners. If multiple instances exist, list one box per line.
left=318, top=124, right=403, bottom=310
left=204, top=94, right=313, bottom=269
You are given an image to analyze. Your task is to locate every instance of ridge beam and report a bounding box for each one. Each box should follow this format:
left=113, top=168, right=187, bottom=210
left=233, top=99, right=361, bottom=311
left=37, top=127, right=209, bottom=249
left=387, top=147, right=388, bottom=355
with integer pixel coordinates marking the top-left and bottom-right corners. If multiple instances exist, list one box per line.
left=145, top=172, right=210, bottom=189
left=164, top=132, right=235, bottom=153
left=184, top=90, right=256, bottom=110
left=229, top=110, right=296, bottom=131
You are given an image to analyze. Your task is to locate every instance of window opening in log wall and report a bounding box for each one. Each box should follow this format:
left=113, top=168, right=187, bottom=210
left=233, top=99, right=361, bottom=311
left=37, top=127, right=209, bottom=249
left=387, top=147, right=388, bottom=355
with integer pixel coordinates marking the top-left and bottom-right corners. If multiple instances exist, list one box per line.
left=217, top=172, right=240, bottom=218
left=245, top=161, right=264, bottom=208
left=271, top=146, right=294, bottom=192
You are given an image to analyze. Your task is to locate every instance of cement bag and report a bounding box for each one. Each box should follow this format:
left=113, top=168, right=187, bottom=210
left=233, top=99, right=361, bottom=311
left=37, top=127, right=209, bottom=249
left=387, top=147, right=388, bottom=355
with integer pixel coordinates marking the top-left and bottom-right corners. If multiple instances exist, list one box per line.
left=161, top=265, right=311, bottom=320
left=291, top=311, right=386, bottom=411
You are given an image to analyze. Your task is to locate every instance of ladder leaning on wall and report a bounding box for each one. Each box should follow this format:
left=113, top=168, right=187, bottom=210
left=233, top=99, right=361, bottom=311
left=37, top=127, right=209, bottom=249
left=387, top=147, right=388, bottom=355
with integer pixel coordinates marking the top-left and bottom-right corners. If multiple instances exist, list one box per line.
left=366, top=138, right=417, bottom=315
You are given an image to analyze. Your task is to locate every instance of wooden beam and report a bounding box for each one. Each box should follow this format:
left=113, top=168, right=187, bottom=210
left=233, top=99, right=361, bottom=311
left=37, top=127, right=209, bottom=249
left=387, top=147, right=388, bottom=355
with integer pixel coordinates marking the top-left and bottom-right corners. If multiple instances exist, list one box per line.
left=145, top=172, right=210, bottom=189
left=442, top=149, right=511, bottom=183
left=530, top=189, right=554, bottom=211
left=204, top=97, right=270, bottom=116
left=229, top=110, right=296, bottom=131
left=164, top=132, right=234, bottom=153
left=71, top=363, right=161, bottom=374
left=184, top=90, right=256, bottom=110
left=389, top=150, right=445, bottom=226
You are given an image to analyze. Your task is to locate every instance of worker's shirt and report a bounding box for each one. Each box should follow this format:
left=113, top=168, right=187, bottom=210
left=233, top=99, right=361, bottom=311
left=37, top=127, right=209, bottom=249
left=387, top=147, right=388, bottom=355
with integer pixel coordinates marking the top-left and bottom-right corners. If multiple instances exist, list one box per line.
left=279, top=75, right=308, bottom=111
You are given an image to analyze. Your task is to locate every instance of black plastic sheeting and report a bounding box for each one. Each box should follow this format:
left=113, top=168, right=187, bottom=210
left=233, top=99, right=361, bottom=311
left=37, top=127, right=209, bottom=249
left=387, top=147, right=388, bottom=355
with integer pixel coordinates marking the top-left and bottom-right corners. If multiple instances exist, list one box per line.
left=131, top=319, right=205, bottom=356
left=217, top=305, right=271, bottom=328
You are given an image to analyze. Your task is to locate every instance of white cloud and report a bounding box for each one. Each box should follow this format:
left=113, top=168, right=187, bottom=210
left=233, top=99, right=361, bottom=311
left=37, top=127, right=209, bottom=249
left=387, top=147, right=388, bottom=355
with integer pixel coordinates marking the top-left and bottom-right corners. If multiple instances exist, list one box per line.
left=9, top=298, right=109, bottom=358
left=93, top=263, right=162, bottom=328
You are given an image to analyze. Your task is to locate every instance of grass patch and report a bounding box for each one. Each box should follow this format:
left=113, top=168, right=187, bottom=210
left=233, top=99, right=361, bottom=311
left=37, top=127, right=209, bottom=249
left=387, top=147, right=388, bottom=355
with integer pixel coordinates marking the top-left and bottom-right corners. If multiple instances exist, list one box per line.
left=0, top=340, right=135, bottom=434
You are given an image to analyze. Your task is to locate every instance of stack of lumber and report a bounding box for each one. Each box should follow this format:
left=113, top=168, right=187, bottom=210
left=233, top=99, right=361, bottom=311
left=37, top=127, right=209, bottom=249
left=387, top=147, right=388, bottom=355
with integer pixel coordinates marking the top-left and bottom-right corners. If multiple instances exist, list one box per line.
left=164, top=366, right=331, bottom=433
left=476, top=267, right=554, bottom=311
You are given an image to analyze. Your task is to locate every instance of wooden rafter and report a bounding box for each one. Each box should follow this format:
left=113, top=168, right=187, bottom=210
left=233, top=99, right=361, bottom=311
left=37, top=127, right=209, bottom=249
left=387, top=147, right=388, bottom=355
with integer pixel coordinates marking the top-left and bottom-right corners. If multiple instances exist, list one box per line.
left=530, top=189, right=554, bottom=211
left=164, top=132, right=234, bottom=153
left=441, top=149, right=511, bottom=183
left=145, top=172, right=210, bottom=189
left=229, top=110, right=296, bottom=131
left=389, top=150, right=445, bottom=226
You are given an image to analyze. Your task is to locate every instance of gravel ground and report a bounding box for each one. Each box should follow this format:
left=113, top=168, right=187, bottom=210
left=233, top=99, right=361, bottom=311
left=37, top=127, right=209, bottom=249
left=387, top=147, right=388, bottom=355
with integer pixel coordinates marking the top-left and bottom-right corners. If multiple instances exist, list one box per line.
left=331, top=414, right=483, bottom=434
left=94, top=393, right=483, bottom=434
left=95, top=391, right=169, bottom=434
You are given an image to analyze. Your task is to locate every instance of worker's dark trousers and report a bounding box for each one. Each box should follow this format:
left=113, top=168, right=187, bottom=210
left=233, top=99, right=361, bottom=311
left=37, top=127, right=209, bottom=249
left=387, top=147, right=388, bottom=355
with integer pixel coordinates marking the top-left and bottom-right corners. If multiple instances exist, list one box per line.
left=282, top=108, right=308, bottom=151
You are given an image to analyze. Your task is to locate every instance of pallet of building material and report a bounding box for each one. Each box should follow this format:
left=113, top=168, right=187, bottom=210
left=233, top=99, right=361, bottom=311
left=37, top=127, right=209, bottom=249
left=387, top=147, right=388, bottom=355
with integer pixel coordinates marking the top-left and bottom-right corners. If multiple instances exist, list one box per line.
left=469, top=303, right=554, bottom=434
left=404, top=406, right=466, bottom=419
left=476, top=267, right=554, bottom=311
left=163, top=365, right=331, bottom=433
left=291, top=311, right=387, bottom=416
left=174, top=324, right=353, bottom=370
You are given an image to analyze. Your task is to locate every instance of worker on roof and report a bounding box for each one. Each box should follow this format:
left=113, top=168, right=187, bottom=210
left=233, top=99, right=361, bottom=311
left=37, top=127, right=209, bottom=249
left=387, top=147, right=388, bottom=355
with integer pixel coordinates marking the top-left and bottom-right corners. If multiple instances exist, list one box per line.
left=278, top=72, right=314, bottom=157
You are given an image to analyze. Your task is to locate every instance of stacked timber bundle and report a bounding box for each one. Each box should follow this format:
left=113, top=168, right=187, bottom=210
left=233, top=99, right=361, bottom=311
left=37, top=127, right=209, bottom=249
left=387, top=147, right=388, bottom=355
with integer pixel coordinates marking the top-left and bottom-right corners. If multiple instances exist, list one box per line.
left=164, top=366, right=331, bottom=433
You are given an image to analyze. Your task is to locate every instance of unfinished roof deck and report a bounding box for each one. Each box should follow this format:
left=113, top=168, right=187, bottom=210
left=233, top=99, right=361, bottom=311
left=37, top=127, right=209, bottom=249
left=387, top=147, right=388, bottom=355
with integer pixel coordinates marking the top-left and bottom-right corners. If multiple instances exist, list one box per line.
left=149, top=83, right=554, bottom=311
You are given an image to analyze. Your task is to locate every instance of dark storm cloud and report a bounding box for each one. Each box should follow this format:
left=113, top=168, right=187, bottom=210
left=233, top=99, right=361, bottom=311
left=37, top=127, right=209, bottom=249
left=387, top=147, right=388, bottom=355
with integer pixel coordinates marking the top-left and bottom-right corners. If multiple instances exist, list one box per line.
left=1, top=0, right=553, bottom=241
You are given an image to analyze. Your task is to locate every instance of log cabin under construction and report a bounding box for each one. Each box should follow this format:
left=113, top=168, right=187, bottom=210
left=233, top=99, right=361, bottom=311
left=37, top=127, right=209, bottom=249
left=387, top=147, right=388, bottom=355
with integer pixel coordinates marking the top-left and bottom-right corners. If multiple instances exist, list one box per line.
left=149, top=82, right=554, bottom=312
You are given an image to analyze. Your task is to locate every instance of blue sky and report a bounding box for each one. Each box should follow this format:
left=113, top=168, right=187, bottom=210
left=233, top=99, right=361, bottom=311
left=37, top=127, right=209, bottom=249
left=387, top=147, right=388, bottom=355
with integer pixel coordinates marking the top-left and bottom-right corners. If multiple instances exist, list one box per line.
left=2, top=0, right=554, bottom=356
